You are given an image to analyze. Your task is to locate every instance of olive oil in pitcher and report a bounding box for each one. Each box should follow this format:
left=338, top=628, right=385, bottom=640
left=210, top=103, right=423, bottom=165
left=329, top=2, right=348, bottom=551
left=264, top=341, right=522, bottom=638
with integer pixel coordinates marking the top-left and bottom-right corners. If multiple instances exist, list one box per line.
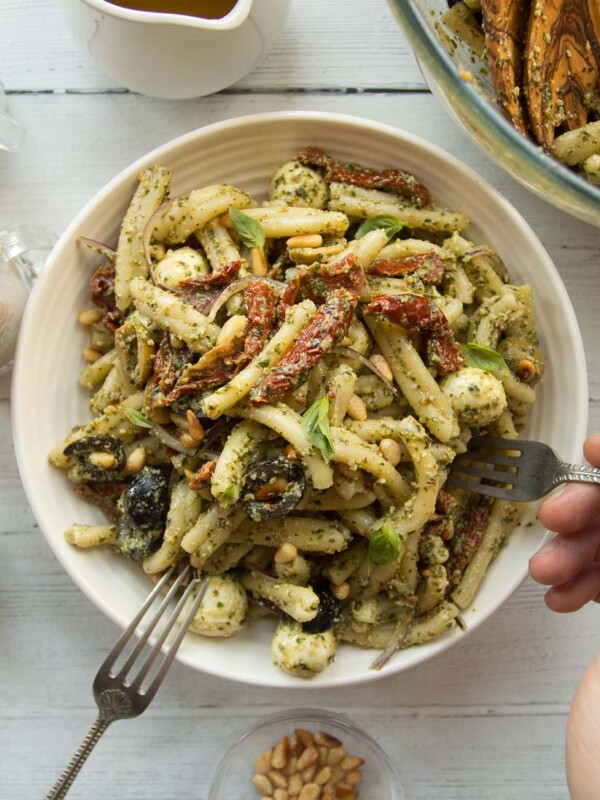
left=105, top=0, right=238, bottom=18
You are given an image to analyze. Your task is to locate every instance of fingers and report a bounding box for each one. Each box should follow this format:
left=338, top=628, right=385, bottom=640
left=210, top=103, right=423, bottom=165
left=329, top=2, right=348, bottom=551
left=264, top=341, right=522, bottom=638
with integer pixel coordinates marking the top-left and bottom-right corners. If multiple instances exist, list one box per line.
left=544, top=564, right=600, bottom=613
left=583, top=433, right=600, bottom=467
left=529, top=524, right=600, bottom=586
left=539, top=483, right=600, bottom=534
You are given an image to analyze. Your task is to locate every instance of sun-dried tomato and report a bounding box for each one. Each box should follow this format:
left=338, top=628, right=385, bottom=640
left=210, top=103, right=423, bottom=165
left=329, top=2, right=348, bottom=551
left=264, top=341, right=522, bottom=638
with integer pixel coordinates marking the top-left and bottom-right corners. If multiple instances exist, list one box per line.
left=147, top=334, right=195, bottom=408
left=365, top=293, right=465, bottom=374
left=277, top=275, right=300, bottom=323
left=446, top=494, right=494, bottom=587
left=172, top=260, right=243, bottom=314
left=297, top=253, right=365, bottom=305
left=296, top=147, right=431, bottom=207
left=240, top=281, right=277, bottom=363
left=368, top=252, right=444, bottom=285
left=90, top=264, right=124, bottom=331
left=251, top=287, right=357, bottom=405
left=73, top=480, right=129, bottom=521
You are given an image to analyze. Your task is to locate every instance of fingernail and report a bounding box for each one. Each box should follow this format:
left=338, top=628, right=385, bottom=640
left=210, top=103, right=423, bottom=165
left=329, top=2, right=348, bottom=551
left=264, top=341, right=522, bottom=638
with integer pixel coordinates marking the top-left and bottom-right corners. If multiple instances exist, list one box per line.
left=531, top=538, right=558, bottom=559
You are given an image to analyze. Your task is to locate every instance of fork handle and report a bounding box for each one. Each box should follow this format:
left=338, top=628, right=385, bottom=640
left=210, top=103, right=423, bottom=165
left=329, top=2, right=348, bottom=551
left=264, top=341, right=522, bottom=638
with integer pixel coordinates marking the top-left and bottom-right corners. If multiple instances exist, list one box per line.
left=45, top=715, right=111, bottom=800
left=556, top=461, right=600, bottom=488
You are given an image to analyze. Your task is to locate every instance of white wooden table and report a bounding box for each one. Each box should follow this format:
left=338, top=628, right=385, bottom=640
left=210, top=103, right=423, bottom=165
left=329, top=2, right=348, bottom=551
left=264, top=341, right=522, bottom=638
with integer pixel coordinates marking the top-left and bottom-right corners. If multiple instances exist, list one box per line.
left=1, top=2, right=599, bottom=798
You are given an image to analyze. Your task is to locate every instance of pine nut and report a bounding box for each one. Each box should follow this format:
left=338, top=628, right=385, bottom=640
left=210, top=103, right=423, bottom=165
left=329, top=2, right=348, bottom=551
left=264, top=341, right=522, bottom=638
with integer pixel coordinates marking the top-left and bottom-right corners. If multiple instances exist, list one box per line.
left=288, top=773, right=303, bottom=796
left=274, top=542, right=298, bottom=564
left=346, top=394, right=367, bottom=421
left=286, top=234, right=323, bottom=248
left=379, top=437, right=402, bottom=466
left=251, top=247, right=267, bottom=276
left=289, top=734, right=302, bottom=757
left=516, top=358, right=536, bottom=382
left=271, top=736, right=290, bottom=769
left=255, top=749, right=273, bottom=775
left=284, top=444, right=299, bottom=462
left=88, top=452, right=116, bottom=469
left=370, top=353, right=393, bottom=382
left=274, top=790, right=289, bottom=800
left=219, top=212, right=232, bottom=228
left=298, top=784, right=320, bottom=800
left=340, top=756, right=364, bottom=772
left=301, top=765, right=317, bottom=783
left=328, top=766, right=345, bottom=785
left=314, top=732, right=342, bottom=748
left=295, top=730, right=314, bottom=748
left=344, top=771, right=362, bottom=787
left=125, top=446, right=146, bottom=474
left=170, top=335, right=184, bottom=349
left=327, top=747, right=346, bottom=767
left=216, top=314, right=248, bottom=346
left=285, top=756, right=298, bottom=776
left=180, top=432, right=197, bottom=449
left=297, top=745, right=319, bottom=771
left=315, top=766, right=332, bottom=785
left=318, top=746, right=329, bottom=767
left=186, top=409, right=205, bottom=442
left=330, top=581, right=350, bottom=600
left=252, top=773, right=273, bottom=795
left=322, top=788, right=336, bottom=800
left=78, top=307, right=103, bottom=326
left=83, top=347, right=102, bottom=362
left=334, top=785, right=358, bottom=799
left=171, top=413, right=188, bottom=429
left=269, top=771, right=288, bottom=789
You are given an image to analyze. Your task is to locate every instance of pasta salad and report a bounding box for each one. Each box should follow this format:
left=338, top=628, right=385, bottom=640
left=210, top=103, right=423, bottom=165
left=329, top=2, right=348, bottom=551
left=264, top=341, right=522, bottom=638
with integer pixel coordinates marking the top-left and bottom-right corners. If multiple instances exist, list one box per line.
left=50, top=148, right=545, bottom=677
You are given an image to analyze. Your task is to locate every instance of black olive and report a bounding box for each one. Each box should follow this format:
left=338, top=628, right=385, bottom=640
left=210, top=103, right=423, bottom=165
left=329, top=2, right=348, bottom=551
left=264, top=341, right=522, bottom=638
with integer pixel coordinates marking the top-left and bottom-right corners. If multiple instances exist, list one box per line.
left=116, top=467, right=169, bottom=560
left=241, top=457, right=305, bottom=522
left=302, top=587, right=341, bottom=634
left=117, top=517, right=163, bottom=561
left=122, top=467, right=169, bottom=531
left=64, top=435, right=126, bottom=482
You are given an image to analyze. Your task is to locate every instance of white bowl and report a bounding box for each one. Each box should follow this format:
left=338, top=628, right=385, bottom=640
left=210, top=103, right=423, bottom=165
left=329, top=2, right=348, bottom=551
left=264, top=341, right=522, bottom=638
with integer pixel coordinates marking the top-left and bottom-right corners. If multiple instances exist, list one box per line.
left=12, top=111, right=588, bottom=688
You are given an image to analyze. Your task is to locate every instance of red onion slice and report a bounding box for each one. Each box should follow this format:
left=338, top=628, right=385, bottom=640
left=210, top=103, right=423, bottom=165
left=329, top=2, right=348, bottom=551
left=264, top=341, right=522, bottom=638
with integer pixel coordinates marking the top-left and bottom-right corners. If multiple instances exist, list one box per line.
left=78, top=237, right=116, bottom=262
left=207, top=276, right=285, bottom=323
left=331, top=345, right=401, bottom=400
left=141, top=197, right=181, bottom=278
left=152, top=423, right=196, bottom=455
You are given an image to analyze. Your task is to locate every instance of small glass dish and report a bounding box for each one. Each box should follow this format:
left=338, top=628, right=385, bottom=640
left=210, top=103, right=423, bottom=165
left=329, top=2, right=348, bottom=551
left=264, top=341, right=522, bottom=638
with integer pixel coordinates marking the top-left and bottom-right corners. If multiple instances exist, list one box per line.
left=208, top=708, right=404, bottom=799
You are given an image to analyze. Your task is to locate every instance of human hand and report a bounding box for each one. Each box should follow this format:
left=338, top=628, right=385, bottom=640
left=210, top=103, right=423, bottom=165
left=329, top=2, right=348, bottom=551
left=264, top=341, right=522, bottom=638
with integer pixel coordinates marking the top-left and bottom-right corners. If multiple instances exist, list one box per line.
left=529, top=435, right=600, bottom=798
left=529, top=433, right=600, bottom=611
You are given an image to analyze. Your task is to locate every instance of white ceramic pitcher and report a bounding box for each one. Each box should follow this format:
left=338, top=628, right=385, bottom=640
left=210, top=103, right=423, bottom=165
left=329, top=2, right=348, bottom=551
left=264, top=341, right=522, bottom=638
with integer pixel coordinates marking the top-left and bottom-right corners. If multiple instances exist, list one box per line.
left=59, top=0, right=292, bottom=99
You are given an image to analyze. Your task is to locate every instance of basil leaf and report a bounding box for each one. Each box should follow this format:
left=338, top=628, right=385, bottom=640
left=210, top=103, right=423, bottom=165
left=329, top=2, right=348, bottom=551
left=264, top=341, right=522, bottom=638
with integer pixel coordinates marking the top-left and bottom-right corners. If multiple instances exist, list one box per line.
left=124, top=407, right=154, bottom=429
left=220, top=485, right=237, bottom=507
left=462, top=343, right=509, bottom=373
left=355, top=214, right=408, bottom=240
left=369, top=523, right=401, bottom=565
left=301, top=395, right=335, bottom=462
left=228, top=206, right=265, bottom=251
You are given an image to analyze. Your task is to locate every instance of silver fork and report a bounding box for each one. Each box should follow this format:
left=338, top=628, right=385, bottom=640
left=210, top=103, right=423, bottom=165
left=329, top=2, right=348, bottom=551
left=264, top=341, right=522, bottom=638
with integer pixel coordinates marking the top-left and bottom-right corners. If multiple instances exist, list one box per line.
left=447, top=436, right=600, bottom=502
left=45, top=564, right=208, bottom=800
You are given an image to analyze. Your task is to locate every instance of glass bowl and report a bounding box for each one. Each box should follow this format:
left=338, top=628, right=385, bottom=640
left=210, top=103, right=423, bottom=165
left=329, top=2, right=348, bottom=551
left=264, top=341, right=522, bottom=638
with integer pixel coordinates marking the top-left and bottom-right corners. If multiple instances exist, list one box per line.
left=208, top=708, right=405, bottom=799
left=387, top=0, right=600, bottom=227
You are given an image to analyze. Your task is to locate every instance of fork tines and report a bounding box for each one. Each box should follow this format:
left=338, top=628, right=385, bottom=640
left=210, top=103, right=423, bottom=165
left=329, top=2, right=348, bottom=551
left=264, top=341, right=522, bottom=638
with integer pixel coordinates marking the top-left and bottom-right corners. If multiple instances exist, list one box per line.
left=93, top=565, right=208, bottom=712
left=446, top=436, right=523, bottom=499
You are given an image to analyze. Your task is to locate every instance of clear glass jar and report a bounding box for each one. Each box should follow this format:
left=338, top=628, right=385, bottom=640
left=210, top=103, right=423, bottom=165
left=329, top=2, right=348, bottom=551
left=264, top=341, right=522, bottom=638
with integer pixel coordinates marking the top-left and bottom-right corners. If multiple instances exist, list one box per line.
left=0, top=80, right=25, bottom=152
left=0, top=225, right=56, bottom=375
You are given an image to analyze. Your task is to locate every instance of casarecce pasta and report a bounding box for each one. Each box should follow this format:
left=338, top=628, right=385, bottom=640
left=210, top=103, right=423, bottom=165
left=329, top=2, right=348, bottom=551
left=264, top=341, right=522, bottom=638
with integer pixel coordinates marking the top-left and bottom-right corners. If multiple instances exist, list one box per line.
left=51, top=147, right=545, bottom=677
